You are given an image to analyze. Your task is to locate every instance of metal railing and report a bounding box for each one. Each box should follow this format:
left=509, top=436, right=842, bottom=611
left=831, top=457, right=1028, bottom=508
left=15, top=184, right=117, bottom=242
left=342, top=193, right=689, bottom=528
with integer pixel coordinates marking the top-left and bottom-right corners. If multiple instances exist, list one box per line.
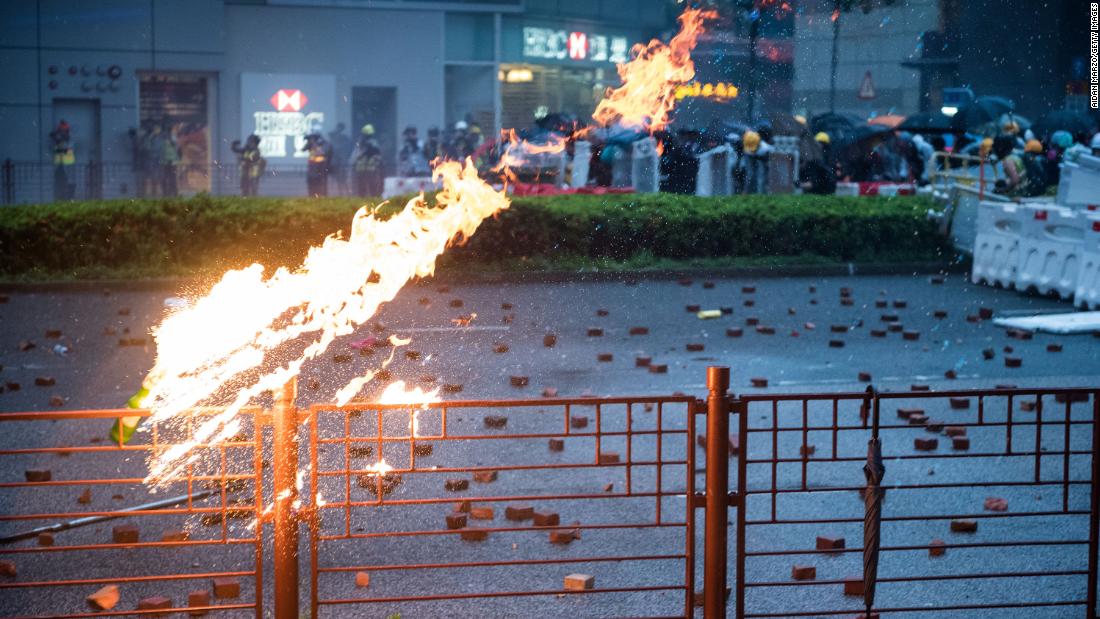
left=2, top=370, right=1098, bottom=618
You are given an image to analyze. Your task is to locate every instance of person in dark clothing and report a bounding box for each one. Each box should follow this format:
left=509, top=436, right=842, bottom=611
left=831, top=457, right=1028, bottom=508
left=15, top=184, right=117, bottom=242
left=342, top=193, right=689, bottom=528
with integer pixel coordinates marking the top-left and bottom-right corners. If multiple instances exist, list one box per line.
left=659, top=131, right=699, bottom=194
left=423, top=126, right=442, bottom=163
left=231, top=134, right=265, bottom=196
left=327, top=123, right=352, bottom=196
left=302, top=133, right=331, bottom=197
left=352, top=124, right=383, bottom=196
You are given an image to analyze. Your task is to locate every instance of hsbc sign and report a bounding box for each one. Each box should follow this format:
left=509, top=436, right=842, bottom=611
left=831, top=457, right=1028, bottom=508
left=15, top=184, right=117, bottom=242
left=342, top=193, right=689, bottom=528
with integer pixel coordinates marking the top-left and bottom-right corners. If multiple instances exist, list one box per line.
left=523, top=27, right=629, bottom=64
left=241, top=74, right=335, bottom=163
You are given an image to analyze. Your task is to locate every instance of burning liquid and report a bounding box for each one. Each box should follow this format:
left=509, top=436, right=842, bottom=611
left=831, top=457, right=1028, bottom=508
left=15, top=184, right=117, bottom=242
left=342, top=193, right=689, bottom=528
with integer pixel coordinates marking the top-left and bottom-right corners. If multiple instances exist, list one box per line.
left=142, top=8, right=714, bottom=486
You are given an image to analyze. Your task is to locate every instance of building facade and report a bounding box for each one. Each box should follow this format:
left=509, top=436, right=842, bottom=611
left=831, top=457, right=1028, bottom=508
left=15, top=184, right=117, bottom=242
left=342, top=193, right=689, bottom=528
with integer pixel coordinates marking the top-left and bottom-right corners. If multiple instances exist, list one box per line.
left=0, top=0, right=671, bottom=202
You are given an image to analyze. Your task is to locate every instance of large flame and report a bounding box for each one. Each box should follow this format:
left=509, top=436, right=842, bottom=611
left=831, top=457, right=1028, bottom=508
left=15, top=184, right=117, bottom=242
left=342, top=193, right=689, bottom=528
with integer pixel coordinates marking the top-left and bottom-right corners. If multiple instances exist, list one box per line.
left=591, top=8, right=714, bottom=132
left=142, top=8, right=714, bottom=486
left=144, top=159, right=505, bottom=483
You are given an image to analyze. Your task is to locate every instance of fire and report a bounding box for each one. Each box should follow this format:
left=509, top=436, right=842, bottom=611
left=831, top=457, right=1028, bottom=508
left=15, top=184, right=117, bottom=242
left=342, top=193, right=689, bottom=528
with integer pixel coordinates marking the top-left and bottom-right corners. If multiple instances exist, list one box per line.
left=141, top=7, right=713, bottom=486
left=495, top=129, right=569, bottom=171
left=144, top=159, right=507, bottom=484
left=591, top=8, right=714, bottom=132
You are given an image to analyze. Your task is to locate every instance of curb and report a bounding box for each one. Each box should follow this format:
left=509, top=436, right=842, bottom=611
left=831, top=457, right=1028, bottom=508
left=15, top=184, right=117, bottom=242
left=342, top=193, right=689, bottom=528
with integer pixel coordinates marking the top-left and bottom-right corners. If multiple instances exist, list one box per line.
left=0, top=261, right=964, bottom=293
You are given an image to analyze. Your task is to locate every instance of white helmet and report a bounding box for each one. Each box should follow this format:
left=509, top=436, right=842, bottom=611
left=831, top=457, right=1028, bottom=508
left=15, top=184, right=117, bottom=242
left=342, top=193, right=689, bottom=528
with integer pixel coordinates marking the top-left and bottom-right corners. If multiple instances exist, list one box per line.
left=454, top=120, right=468, bottom=131
left=1091, top=132, right=1100, bottom=150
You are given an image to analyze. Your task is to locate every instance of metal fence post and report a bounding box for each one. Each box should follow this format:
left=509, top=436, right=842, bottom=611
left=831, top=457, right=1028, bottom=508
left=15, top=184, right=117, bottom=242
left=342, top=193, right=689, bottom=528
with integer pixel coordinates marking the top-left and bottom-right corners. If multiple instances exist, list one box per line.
left=1087, top=392, right=1100, bottom=617
left=734, top=393, right=748, bottom=619
left=2, top=159, right=13, bottom=205
left=704, top=366, right=731, bottom=618
left=272, top=377, right=300, bottom=619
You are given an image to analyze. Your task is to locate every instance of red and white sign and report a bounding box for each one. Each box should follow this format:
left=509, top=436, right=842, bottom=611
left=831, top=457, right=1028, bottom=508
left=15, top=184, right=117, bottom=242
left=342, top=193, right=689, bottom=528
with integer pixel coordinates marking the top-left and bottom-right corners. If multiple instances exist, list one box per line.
left=568, top=32, right=587, bottom=60
left=269, top=89, right=308, bottom=112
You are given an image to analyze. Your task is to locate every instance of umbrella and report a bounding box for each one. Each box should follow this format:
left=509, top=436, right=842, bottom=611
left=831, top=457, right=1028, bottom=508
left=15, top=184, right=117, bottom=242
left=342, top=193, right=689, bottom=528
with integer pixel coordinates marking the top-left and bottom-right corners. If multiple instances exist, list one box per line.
left=868, top=114, right=906, bottom=129
left=1032, top=109, right=1096, bottom=139
left=767, top=113, right=809, bottom=137
left=950, top=96, right=1015, bottom=132
left=862, top=387, right=885, bottom=616
left=898, top=111, right=953, bottom=133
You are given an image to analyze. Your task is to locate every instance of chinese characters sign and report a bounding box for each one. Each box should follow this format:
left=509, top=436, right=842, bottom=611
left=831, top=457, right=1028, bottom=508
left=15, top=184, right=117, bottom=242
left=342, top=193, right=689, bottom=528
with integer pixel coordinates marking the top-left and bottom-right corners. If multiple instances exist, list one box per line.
left=523, top=27, right=629, bottom=64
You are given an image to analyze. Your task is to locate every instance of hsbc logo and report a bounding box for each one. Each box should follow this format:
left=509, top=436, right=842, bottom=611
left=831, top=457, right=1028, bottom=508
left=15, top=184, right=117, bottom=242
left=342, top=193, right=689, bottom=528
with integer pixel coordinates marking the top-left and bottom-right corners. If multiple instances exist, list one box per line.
left=270, top=89, right=308, bottom=112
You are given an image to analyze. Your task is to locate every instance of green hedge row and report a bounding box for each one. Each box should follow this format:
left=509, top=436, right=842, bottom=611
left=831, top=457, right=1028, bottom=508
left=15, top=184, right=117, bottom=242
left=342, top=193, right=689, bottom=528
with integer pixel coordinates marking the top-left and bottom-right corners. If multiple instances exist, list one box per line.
left=0, top=193, right=948, bottom=279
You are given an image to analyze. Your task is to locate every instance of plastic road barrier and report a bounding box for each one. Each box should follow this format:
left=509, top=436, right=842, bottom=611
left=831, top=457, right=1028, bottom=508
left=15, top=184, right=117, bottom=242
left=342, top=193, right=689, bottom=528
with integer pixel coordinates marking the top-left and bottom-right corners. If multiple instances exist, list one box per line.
left=1075, top=212, right=1100, bottom=309
left=971, top=200, right=1023, bottom=289
left=1056, top=153, right=1100, bottom=209
left=695, top=145, right=733, bottom=196
left=1016, top=204, right=1083, bottom=298
left=382, top=176, right=439, bottom=198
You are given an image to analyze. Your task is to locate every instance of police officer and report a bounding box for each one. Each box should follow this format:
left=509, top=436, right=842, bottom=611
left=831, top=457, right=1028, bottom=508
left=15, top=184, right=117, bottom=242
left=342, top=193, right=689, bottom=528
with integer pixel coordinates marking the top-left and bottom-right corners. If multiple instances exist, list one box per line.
left=352, top=124, right=383, bottom=196
left=302, top=133, right=331, bottom=197
left=49, top=120, right=75, bottom=200
left=231, top=134, right=265, bottom=196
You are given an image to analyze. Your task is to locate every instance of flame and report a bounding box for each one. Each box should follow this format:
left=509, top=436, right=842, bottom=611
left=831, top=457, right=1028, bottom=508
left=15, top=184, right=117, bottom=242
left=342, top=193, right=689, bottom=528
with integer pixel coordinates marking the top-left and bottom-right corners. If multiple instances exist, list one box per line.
left=140, top=7, right=712, bottom=487
left=591, top=8, right=714, bottom=132
left=143, top=159, right=508, bottom=484
left=377, top=380, right=440, bottom=407
left=364, top=459, right=393, bottom=476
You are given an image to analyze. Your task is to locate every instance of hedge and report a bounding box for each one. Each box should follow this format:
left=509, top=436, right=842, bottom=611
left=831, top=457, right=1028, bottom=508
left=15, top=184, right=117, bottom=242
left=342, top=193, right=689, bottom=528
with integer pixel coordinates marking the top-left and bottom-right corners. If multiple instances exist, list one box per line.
left=0, top=193, right=948, bottom=279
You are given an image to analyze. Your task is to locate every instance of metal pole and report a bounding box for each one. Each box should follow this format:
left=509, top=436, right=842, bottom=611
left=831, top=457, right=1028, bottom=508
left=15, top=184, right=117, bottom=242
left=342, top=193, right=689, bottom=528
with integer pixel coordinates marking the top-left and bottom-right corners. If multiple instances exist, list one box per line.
left=1086, top=391, right=1100, bottom=617
left=734, top=391, right=748, bottom=619
left=704, top=366, right=731, bottom=618
left=272, top=377, right=300, bottom=619
left=746, top=13, right=759, bottom=123
left=829, top=0, right=840, bottom=113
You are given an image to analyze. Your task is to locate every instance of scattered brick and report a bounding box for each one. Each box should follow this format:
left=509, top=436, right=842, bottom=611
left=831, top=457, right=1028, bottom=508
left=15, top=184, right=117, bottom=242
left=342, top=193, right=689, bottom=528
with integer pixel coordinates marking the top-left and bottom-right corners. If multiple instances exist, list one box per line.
left=460, top=528, right=488, bottom=541
left=484, top=415, right=508, bottom=429
left=756, top=326, right=776, bottom=335
left=510, top=376, right=529, bottom=387
left=929, top=539, right=947, bottom=557
left=893, top=300, right=907, bottom=309
left=1056, top=392, right=1090, bottom=404
left=444, top=479, right=469, bottom=492
left=548, top=439, right=565, bottom=451
left=799, top=445, right=816, bottom=457
left=564, top=573, right=594, bottom=590
left=830, top=325, right=848, bottom=333
left=162, top=529, right=189, bottom=542
left=978, top=307, right=994, bottom=320
left=87, top=585, right=121, bottom=610
left=686, top=343, right=704, bottom=352
left=18, top=340, right=36, bottom=351
left=597, top=353, right=614, bottom=362
left=5, top=381, right=20, bottom=391
left=34, top=376, right=56, bottom=387
left=745, top=317, right=760, bottom=326
left=469, top=506, right=494, bottom=520
left=448, top=299, right=464, bottom=308
left=472, top=471, right=498, bottom=483
left=931, top=275, right=945, bottom=284
left=550, top=529, right=577, bottom=545
left=703, top=281, right=715, bottom=289
left=77, top=488, right=92, bottom=504
left=870, top=329, right=886, bottom=338
left=944, top=369, right=957, bottom=380
left=355, top=572, right=371, bottom=588
left=112, top=525, right=139, bottom=544
left=570, top=416, right=589, bottom=429
left=49, top=395, right=65, bottom=407
left=745, top=299, right=757, bottom=307
left=720, top=306, right=734, bottom=314
left=137, top=596, right=171, bottom=611
left=534, top=511, right=560, bottom=527
left=944, top=426, right=966, bottom=437
left=726, top=328, right=743, bottom=338
left=543, top=334, right=557, bottom=347
left=212, top=577, right=240, bottom=599
left=586, top=328, right=603, bottom=337
left=648, top=363, right=668, bottom=373
left=887, top=323, right=904, bottom=333
left=909, top=414, right=929, bottom=425
left=454, top=500, right=472, bottom=513
left=950, top=519, right=978, bottom=533
left=446, top=512, right=468, bottom=529
left=187, top=589, right=210, bottom=614
left=858, top=372, right=872, bottom=382
left=542, top=387, right=559, bottom=397
left=603, top=482, right=614, bottom=492
left=598, top=452, right=621, bottom=464
left=843, top=577, right=864, bottom=596
left=635, top=356, right=652, bottom=367
left=24, top=469, right=51, bottom=482
left=902, top=331, right=920, bottom=341
left=933, top=310, right=948, bottom=319
left=1047, top=343, right=1063, bottom=353
left=914, top=438, right=938, bottom=451
left=37, top=532, right=54, bottom=546
left=679, top=279, right=693, bottom=287
left=828, top=339, right=845, bottom=348
left=874, top=299, right=888, bottom=308
left=349, top=446, right=373, bottom=458
left=751, top=377, right=768, bottom=388
left=629, top=326, right=649, bottom=336
left=984, top=497, right=1008, bottom=512
left=880, top=313, right=899, bottom=323
left=404, top=350, right=421, bottom=361
left=949, top=397, right=970, bottom=409
left=966, top=314, right=981, bottom=323
left=925, top=420, right=944, bottom=433
left=505, top=505, right=535, bottom=521
left=816, top=536, right=845, bottom=551
left=1020, top=400, right=1037, bottom=412
left=952, top=437, right=970, bottom=450
left=840, top=298, right=854, bottom=306
left=911, top=384, right=931, bottom=391
left=686, top=304, right=701, bottom=312
left=493, top=343, right=509, bottom=353
left=791, top=565, right=816, bottom=581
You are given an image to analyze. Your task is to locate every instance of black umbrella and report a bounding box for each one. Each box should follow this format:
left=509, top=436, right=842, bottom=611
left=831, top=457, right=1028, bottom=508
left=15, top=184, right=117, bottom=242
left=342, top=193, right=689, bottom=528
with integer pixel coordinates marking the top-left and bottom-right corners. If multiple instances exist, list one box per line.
left=862, top=386, right=885, bottom=616
left=950, top=96, right=1015, bottom=132
left=810, top=112, right=864, bottom=145
left=1032, top=109, right=1096, bottom=140
left=898, top=111, right=953, bottom=134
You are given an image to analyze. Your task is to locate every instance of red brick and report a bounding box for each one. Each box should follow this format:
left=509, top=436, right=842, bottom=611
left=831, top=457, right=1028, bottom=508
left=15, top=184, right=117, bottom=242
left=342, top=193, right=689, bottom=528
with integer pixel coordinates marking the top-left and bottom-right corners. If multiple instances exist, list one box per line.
left=0, top=561, right=16, bottom=577
left=24, top=469, right=51, bottom=482
left=550, top=529, right=576, bottom=545
left=703, top=281, right=715, bottom=289
left=799, top=445, right=816, bottom=457
left=858, top=372, right=872, bottom=382
left=1047, top=343, right=1063, bottom=352
left=586, top=328, right=603, bottom=337
left=49, top=395, right=65, bottom=407
left=484, top=415, right=507, bottom=429
left=112, top=525, right=139, bottom=544
left=597, top=352, right=614, bottom=362
left=472, top=471, right=498, bottom=483
left=830, top=325, right=849, bottom=333
left=37, top=532, right=54, bottom=546
left=598, top=452, right=621, bottom=465
left=949, top=397, right=970, bottom=409
left=925, top=420, right=944, bottom=433
left=563, top=573, right=593, bottom=590
left=505, top=505, right=535, bottom=521
left=34, top=376, right=56, bottom=387
left=648, top=364, right=668, bottom=374
left=944, top=369, right=957, bottom=379
left=742, top=286, right=756, bottom=294
left=595, top=308, right=609, bottom=316
left=982, top=348, right=996, bottom=360
left=137, top=596, right=172, bottom=611
left=493, top=342, right=509, bottom=353
left=1020, top=400, right=1037, bottom=412
left=756, top=326, right=776, bottom=335
left=750, top=377, right=768, bottom=388
left=902, top=331, right=920, bottom=341
left=686, top=343, right=705, bottom=352
left=1004, top=356, right=1022, bottom=368
left=887, top=323, right=904, bottom=333
left=952, top=436, right=970, bottom=450
left=726, top=328, right=743, bottom=337
left=746, top=317, right=760, bottom=326
left=445, top=512, right=468, bottom=529
left=469, top=506, right=494, bottom=520
left=87, top=585, right=120, bottom=610
left=870, top=329, right=886, bottom=337
left=509, top=376, right=529, bottom=387
left=816, top=536, right=845, bottom=551
left=685, top=304, right=701, bottom=312
left=840, top=298, right=854, bottom=306
left=629, top=326, right=649, bottom=335
left=448, top=299, right=464, bottom=308
left=543, top=334, right=557, bottom=347
left=843, top=577, right=864, bottom=596
left=548, top=438, right=565, bottom=451
left=897, top=407, right=923, bottom=420
left=983, top=497, right=1008, bottom=512
left=444, top=479, right=469, bottom=492
left=791, top=565, right=816, bottom=581
left=950, top=519, right=978, bottom=533
left=634, top=356, right=652, bottom=367
left=533, top=511, right=560, bottom=527
left=828, top=339, right=845, bottom=348
left=914, top=438, right=938, bottom=451
left=212, top=577, right=240, bottom=599
left=944, top=426, right=966, bottom=437
left=187, top=590, right=210, bottom=615
left=570, top=416, right=589, bottom=429
left=459, top=528, right=488, bottom=541
left=978, top=307, right=994, bottom=320
left=453, top=500, right=472, bottom=513
left=908, top=414, right=929, bottom=425
left=541, top=387, right=559, bottom=397
left=162, top=529, right=189, bottom=542
left=929, top=539, right=947, bottom=557
left=355, top=571, right=371, bottom=588
left=933, top=310, right=948, bottom=318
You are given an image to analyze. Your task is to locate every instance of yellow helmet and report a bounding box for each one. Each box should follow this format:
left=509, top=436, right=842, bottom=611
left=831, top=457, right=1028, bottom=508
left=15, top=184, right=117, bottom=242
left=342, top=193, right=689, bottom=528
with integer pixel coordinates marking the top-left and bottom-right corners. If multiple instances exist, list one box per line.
left=814, top=131, right=830, bottom=145
left=361, top=124, right=375, bottom=136
left=979, top=137, right=994, bottom=158
left=1024, top=139, right=1043, bottom=154
left=742, top=130, right=761, bottom=154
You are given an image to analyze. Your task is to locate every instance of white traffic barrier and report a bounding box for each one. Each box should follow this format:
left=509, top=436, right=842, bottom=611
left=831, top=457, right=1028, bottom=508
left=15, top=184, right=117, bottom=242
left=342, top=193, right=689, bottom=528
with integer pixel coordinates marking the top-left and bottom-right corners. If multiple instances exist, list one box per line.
left=834, top=182, right=860, bottom=197
left=1074, top=212, right=1100, bottom=309
left=1015, top=204, right=1083, bottom=298
left=382, top=176, right=438, bottom=198
left=571, top=141, right=591, bottom=189
left=1056, top=153, right=1100, bottom=208
left=630, top=137, right=660, bottom=193
left=971, top=200, right=1023, bottom=288
left=942, top=185, right=1011, bottom=254
left=695, top=145, right=733, bottom=196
